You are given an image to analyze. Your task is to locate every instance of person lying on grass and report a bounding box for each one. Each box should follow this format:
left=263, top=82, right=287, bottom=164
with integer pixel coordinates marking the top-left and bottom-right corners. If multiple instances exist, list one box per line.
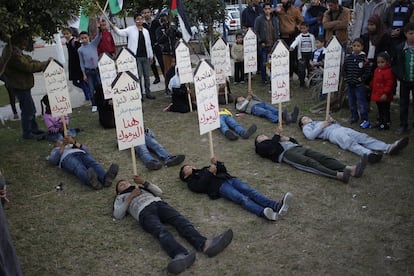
left=113, top=176, right=233, bottom=274
left=179, top=157, right=293, bottom=221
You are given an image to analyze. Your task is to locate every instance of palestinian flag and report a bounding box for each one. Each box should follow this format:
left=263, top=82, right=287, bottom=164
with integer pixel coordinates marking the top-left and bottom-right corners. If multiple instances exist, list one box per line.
left=171, top=0, right=192, bottom=42
left=109, top=0, right=123, bottom=14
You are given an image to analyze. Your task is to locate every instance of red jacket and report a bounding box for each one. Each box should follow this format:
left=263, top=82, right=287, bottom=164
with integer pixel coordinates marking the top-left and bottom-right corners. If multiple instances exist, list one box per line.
left=370, top=65, right=394, bottom=102
left=97, top=30, right=116, bottom=57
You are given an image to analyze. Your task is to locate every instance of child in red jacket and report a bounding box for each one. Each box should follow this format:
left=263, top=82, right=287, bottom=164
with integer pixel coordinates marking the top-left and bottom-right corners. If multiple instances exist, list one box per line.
left=370, top=52, right=395, bottom=130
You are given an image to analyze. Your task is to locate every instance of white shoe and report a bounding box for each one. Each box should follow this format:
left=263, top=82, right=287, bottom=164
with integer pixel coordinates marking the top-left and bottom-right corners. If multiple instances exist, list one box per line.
left=263, top=207, right=278, bottom=221
left=91, top=106, right=98, bottom=112
left=276, top=192, right=293, bottom=216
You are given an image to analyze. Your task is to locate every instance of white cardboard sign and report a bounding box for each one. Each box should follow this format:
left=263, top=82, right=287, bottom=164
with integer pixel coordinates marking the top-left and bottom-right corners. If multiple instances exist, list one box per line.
left=43, top=59, right=72, bottom=116
left=243, top=28, right=257, bottom=73
left=116, top=48, right=138, bottom=78
left=98, top=53, right=117, bottom=99
left=211, top=37, right=231, bottom=84
left=175, top=40, right=193, bottom=84
left=322, top=36, right=342, bottom=94
left=112, top=72, right=145, bottom=151
left=194, top=60, right=220, bottom=135
left=271, top=40, right=290, bottom=104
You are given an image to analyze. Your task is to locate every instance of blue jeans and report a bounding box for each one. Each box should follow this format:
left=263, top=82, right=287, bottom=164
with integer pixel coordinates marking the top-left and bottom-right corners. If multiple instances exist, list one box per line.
left=14, top=89, right=40, bottom=138
left=251, top=102, right=279, bottom=123
left=347, top=85, right=368, bottom=121
left=136, top=57, right=151, bottom=96
left=219, top=178, right=277, bottom=217
left=85, top=68, right=101, bottom=106
left=139, top=201, right=207, bottom=258
left=46, top=128, right=77, bottom=142
left=260, top=46, right=271, bottom=82
left=220, top=115, right=245, bottom=136
left=72, top=80, right=90, bottom=101
left=134, top=132, right=171, bottom=165
left=60, top=152, right=106, bottom=185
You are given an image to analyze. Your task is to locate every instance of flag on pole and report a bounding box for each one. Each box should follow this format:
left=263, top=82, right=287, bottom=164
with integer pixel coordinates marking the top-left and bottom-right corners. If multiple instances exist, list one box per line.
left=109, top=0, right=123, bottom=14
left=79, top=7, right=89, bottom=32
left=171, top=0, right=193, bottom=42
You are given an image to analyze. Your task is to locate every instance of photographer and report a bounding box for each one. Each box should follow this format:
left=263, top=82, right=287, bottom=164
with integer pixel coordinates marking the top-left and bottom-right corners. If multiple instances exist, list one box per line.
left=155, top=14, right=182, bottom=76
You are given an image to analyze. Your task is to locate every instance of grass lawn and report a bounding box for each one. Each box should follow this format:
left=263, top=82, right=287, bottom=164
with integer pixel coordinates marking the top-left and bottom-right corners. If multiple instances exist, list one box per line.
left=1, top=75, right=413, bottom=275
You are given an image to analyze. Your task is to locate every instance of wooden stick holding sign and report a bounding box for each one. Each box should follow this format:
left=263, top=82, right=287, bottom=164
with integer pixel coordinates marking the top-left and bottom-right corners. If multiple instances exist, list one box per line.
left=43, top=59, right=73, bottom=136
left=322, top=36, right=342, bottom=120
left=112, top=72, right=145, bottom=176
left=194, top=60, right=220, bottom=158
left=270, top=40, right=290, bottom=128
left=175, top=39, right=194, bottom=112
left=244, top=28, right=257, bottom=94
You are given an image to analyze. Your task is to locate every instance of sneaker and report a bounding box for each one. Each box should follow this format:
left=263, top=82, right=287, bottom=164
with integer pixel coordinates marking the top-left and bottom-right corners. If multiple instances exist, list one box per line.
left=339, top=169, right=351, bottom=184
left=204, top=229, right=233, bottom=257
left=359, top=120, right=370, bottom=129
left=163, top=103, right=173, bottom=112
left=12, top=113, right=19, bottom=120
left=91, top=106, right=98, bottom=112
left=146, top=94, right=156, bottom=100
left=275, top=192, right=293, bottom=216
left=387, top=136, right=409, bottom=155
left=354, top=154, right=368, bottom=178
left=87, top=168, right=103, bottom=190
left=395, top=126, right=408, bottom=135
left=167, top=252, right=196, bottom=274
left=153, top=78, right=160, bottom=84
left=263, top=207, right=278, bottom=221
left=234, top=81, right=239, bottom=85
left=145, top=160, right=162, bottom=171
left=282, top=109, right=289, bottom=125
left=240, top=80, right=245, bottom=84
left=367, top=152, right=383, bottom=163
left=241, top=124, right=257, bottom=139
left=165, top=155, right=186, bottom=167
left=103, top=163, right=119, bottom=187
left=224, top=130, right=238, bottom=141
left=289, top=106, right=300, bottom=123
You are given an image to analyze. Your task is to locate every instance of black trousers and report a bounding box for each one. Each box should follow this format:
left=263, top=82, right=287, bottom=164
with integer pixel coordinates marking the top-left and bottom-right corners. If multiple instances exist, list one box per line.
left=139, top=201, right=207, bottom=258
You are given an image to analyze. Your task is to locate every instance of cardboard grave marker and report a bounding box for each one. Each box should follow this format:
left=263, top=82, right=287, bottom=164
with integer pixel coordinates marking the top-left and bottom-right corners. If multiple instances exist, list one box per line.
left=243, top=28, right=257, bottom=91
left=211, top=37, right=231, bottom=85
left=270, top=40, right=290, bottom=104
left=98, top=53, right=117, bottom=99
left=44, top=59, right=72, bottom=117
left=175, top=39, right=194, bottom=111
left=322, top=36, right=342, bottom=118
left=116, top=48, right=138, bottom=78
left=194, top=60, right=220, bottom=157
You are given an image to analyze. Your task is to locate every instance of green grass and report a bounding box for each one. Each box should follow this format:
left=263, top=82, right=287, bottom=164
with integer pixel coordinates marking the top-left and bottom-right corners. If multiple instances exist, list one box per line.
left=1, top=76, right=413, bottom=275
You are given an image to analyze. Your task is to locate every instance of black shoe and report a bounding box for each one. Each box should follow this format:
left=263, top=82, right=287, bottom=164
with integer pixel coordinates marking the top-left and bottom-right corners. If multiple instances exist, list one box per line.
left=387, top=136, right=409, bottom=155
left=153, top=78, right=160, bottom=84
left=165, top=155, right=185, bottom=167
left=282, top=109, right=289, bottom=125
left=32, top=129, right=46, bottom=135
left=348, top=117, right=359, bottom=124
left=241, top=124, right=257, bottom=139
left=103, top=163, right=119, bottom=187
left=167, top=252, right=196, bottom=274
left=204, top=229, right=233, bottom=257
left=289, top=106, right=299, bottom=123
left=145, top=160, right=162, bottom=170
left=395, top=126, right=408, bottom=135
left=367, top=152, right=383, bottom=163
left=340, top=169, right=351, bottom=184
left=224, top=130, right=238, bottom=140
left=87, top=168, right=103, bottom=190
left=354, top=154, right=368, bottom=178
left=275, top=192, right=293, bottom=216
left=146, top=94, right=156, bottom=100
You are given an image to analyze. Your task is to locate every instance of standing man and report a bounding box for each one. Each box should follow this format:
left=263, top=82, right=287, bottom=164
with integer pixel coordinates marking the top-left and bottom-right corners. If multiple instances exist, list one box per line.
left=242, top=0, right=263, bottom=73
left=275, top=0, right=304, bottom=78
left=97, top=19, right=117, bottom=58
left=323, top=0, right=351, bottom=50
left=254, top=2, right=280, bottom=85
left=3, top=31, right=49, bottom=139
left=142, top=8, right=163, bottom=84
left=110, top=13, right=156, bottom=100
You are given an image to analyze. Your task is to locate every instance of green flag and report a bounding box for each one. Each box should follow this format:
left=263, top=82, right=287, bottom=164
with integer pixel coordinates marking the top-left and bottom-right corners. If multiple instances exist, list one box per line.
left=109, top=0, right=123, bottom=14
left=79, top=7, right=89, bottom=32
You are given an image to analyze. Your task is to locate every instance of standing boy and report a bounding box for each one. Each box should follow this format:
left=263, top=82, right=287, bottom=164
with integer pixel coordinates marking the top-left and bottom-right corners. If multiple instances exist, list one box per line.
left=231, top=33, right=245, bottom=84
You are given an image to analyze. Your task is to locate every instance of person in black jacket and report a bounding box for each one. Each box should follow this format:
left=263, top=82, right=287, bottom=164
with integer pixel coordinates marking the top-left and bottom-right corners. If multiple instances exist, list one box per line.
left=179, top=157, right=292, bottom=221
left=255, top=126, right=367, bottom=183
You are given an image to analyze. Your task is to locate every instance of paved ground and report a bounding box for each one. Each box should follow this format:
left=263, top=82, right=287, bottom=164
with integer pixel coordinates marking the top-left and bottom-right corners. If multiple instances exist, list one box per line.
left=0, top=44, right=211, bottom=124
